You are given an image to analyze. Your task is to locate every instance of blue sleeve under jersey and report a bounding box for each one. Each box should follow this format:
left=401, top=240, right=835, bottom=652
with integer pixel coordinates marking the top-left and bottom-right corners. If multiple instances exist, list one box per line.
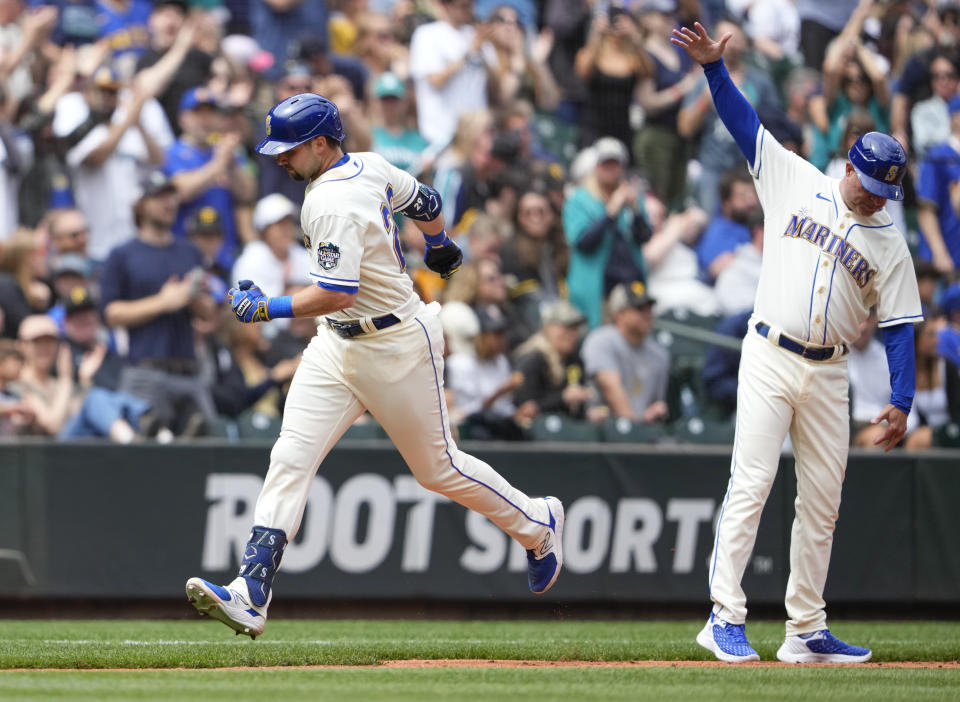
left=881, top=323, right=916, bottom=414
left=702, top=59, right=762, bottom=166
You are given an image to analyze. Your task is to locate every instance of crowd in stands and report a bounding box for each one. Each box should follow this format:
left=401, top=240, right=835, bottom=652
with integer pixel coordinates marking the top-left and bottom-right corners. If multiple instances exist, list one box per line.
left=2, top=0, right=960, bottom=448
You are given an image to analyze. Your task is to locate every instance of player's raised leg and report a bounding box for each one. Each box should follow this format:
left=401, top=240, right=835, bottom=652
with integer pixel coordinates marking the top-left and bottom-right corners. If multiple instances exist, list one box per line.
left=352, top=308, right=564, bottom=594
left=187, top=332, right=365, bottom=637
left=777, top=364, right=871, bottom=663
left=698, top=332, right=796, bottom=662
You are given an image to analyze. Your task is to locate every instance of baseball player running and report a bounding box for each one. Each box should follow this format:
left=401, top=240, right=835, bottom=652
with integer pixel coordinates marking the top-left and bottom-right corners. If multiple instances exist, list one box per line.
left=672, top=24, right=922, bottom=663
left=185, top=94, right=564, bottom=638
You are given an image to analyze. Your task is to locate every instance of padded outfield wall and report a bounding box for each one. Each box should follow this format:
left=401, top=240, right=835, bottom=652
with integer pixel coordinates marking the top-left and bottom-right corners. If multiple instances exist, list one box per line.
left=0, top=440, right=957, bottom=604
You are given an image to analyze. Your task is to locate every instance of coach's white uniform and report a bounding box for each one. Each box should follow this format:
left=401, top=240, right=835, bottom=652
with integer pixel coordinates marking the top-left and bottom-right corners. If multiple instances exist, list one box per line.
left=252, top=151, right=553, bottom=547
left=709, top=129, right=923, bottom=635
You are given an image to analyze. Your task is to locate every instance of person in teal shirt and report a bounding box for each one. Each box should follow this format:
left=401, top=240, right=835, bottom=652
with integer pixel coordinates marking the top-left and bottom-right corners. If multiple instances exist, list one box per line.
left=370, top=72, right=430, bottom=177
left=562, top=137, right=651, bottom=328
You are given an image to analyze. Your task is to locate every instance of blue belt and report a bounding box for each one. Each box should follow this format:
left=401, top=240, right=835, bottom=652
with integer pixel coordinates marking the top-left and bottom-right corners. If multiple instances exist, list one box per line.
left=326, top=313, right=401, bottom=338
left=755, top=322, right=847, bottom=362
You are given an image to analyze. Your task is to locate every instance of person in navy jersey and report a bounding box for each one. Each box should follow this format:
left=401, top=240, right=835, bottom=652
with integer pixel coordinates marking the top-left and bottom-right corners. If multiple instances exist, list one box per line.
left=939, top=284, right=960, bottom=369
left=28, top=0, right=99, bottom=46
left=164, top=86, right=256, bottom=271
left=95, top=0, right=151, bottom=74
left=98, top=170, right=217, bottom=436
left=916, top=95, right=960, bottom=277
left=250, top=0, right=328, bottom=81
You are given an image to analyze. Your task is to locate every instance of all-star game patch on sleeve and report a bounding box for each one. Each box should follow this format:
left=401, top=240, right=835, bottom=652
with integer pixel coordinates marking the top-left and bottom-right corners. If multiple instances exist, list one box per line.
left=307, top=214, right=364, bottom=293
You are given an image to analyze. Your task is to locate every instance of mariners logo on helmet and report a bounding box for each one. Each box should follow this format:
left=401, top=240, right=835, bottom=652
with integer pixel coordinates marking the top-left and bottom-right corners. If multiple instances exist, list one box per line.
left=255, top=94, right=347, bottom=156
left=317, top=242, right=341, bottom=270
left=848, top=132, right=906, bottom=201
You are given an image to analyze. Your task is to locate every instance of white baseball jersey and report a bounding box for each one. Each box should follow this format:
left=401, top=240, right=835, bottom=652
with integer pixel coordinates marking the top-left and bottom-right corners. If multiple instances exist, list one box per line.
left=747, top=129, right=923, bottom=345
left=300, top=151, right=421, bottom=321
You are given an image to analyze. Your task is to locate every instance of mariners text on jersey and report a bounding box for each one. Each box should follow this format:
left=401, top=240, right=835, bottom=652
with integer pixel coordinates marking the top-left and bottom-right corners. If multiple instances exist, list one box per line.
left=782, top=214, right=876, bottom=288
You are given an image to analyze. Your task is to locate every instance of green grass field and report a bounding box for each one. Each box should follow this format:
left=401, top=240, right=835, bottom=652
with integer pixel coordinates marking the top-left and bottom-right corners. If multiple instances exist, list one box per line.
left=0, top=619, right=958, bottom=701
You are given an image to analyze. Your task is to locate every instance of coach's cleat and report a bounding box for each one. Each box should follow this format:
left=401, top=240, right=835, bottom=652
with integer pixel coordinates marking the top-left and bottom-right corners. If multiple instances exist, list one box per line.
left=776, top=629, right=872, bottom=663
left=696, top=613, right=761, bottom=663
left=527, top=496, right=564, bottom=594
left=185, top=576, right=269, bottom=640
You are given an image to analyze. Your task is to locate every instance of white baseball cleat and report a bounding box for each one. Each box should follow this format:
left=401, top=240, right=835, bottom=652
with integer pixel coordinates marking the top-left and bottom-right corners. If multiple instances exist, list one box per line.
left=696, top=613, right=761, bottom=663
left=185, top=576, right=269, bottom=640
left=527, top=496, right=564, bottom=594
left=776, top=629, right=872, bottom=663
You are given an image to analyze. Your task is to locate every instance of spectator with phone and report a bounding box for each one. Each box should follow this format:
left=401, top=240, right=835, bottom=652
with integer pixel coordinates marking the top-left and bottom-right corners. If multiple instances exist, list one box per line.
left=482, top=3, right=560, bottom=111
left=574, top=4, right=647, bottom=153
left=410, top=0, right=492, bottom=151
left=562, top=137, right=651, bottom=328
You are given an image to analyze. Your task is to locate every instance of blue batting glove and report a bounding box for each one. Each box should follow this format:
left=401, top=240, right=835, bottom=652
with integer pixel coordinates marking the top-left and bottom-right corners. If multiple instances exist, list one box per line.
left=228, top=279, right=270, bottom=323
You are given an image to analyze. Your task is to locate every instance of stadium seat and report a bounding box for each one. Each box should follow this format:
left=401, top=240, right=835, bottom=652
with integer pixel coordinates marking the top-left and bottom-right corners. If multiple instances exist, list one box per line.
left=342, top=421, right=387, bottom=440
left=529, top=414, right=601, bottom=442
left=654, top=310, right=726, bottom=360
left=235, top=411, right=282, bottom=440
left=532, top=112, right=580, bottom=165
left=600, top=417, right=668, bottom=444
left=207, top=415, right=239, bottom=440
left=933, top=422, right=960, bottom=448
left=658, top=308, right=721, bottom=330
left=672, top=416, right=737, bottom=445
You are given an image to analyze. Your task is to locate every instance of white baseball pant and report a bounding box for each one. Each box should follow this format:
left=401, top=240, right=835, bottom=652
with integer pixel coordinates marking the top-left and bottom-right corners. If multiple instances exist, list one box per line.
left=708, top=327, right=850, bottom=636
left=252, top=302, right=553, bottom=548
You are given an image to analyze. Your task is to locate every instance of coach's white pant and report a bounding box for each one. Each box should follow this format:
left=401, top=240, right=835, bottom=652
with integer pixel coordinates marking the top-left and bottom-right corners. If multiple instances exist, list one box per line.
left=708, top=329, right=849, bottom=636
left=253, top=302, right=552, bottom=550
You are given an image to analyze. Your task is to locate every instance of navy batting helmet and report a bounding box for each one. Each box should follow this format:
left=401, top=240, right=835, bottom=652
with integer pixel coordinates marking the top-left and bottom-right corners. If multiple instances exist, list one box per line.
left=255, top=93, right=346, bottom=156
left=848, top=132, right=906, bottom=201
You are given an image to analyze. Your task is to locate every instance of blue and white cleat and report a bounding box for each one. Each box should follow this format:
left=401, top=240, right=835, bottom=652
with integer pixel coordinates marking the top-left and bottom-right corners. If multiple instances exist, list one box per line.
left=776, top=629, right=872, bottom=663
left=696, top=613, right=761, bottom=663
left=186, top=576, right=269, bottom=639
left=527, top=496, right=564, bottom=594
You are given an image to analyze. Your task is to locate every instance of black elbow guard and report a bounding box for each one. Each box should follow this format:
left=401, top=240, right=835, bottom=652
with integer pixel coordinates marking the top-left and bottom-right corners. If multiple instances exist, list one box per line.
left=400, top=183, right=442, bottom=222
